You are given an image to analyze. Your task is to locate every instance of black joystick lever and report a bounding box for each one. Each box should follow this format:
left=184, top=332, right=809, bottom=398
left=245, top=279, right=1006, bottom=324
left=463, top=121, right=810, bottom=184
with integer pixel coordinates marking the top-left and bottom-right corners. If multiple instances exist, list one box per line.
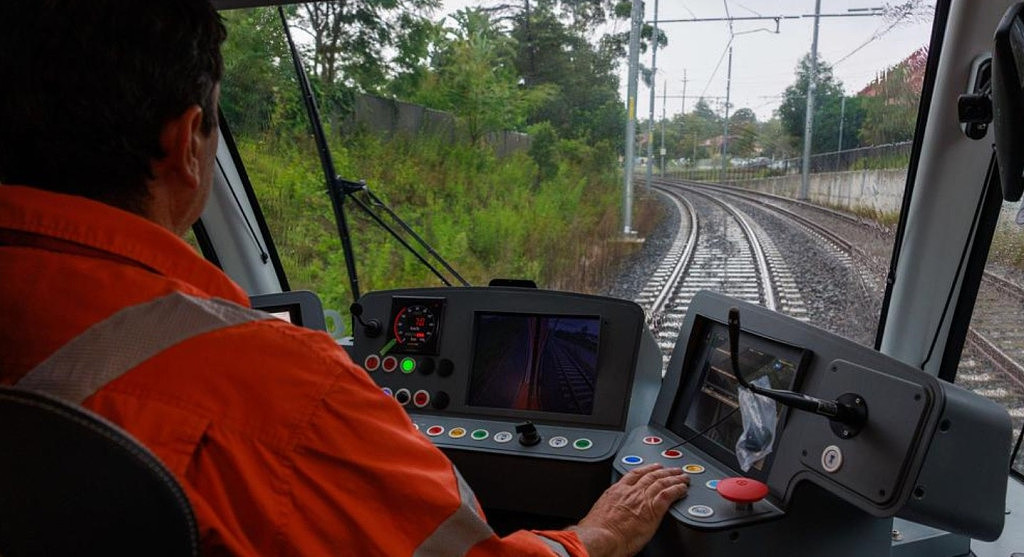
left=728, top=307, right=868, bottom=439
left=515, top=421, right=542, bottom=446
left=350, top=302, right=382, bottom=338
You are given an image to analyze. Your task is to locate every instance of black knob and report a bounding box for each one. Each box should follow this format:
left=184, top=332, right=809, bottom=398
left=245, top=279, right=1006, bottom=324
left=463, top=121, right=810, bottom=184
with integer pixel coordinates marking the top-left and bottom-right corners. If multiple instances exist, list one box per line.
left=515, top=421, right=541, bottom=446
left=432, top=391, right=450, bottom=410
left=418, top=358, right=436, bottom=375
left=350, top=302, right=382, bottom=338
left=437, top=359, right=454, bottom=377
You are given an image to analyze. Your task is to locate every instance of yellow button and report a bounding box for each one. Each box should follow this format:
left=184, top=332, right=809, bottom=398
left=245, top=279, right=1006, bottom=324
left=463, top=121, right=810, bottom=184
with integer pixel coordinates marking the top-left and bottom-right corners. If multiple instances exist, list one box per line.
left=683, top=464, right=706, bottom=474
left=448, top=427, right=467, bottom=439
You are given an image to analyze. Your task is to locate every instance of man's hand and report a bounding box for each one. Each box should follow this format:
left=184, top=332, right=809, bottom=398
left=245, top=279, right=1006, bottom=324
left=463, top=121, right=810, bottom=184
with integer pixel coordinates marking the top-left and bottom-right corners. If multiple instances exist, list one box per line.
left=570, top=464, right=690, bottom=557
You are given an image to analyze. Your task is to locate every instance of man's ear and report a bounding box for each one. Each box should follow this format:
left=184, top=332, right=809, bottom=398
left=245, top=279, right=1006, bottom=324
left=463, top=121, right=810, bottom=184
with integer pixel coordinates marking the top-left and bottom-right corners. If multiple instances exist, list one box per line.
left=156, top=105, right=205, bottom=190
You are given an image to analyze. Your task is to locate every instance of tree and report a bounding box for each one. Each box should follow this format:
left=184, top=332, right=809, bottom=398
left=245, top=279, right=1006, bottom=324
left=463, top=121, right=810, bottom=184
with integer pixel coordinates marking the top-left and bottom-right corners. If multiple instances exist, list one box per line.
left=728, top=108, right=759, bottom=157
left=297, top=0, right=440, bottom=93
left=859, top=62, right=920, bottom=145
left=220, top=8, right=302, bottom=135
left=777, top=53, right=864, bottom=154
left=413, top=9, right=555, bottom=144
left=510, top=0, right=623, bottom=147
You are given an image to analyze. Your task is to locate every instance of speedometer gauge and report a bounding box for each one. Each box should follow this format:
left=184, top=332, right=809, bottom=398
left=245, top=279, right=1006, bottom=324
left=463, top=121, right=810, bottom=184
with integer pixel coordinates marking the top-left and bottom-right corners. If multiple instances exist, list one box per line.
left=393, top=304, right=438, bottom=350
left=387, top=297, right=445, bottom=355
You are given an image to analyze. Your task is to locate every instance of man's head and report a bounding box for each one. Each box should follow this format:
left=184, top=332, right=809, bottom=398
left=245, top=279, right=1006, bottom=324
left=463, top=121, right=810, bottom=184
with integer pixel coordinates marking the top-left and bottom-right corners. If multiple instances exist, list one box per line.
left=0, top=0, right=226, bottom=228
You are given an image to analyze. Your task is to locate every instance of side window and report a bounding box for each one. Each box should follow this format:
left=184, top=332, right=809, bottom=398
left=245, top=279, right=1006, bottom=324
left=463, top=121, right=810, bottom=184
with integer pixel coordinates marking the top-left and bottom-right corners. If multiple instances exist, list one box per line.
left=967, top=206, right=1024, bottom=474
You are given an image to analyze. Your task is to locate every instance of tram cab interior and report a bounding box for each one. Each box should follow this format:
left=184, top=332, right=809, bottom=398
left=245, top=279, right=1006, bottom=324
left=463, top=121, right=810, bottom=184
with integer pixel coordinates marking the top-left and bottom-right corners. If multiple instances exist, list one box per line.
left=4, top=0, right=1024, bottom=555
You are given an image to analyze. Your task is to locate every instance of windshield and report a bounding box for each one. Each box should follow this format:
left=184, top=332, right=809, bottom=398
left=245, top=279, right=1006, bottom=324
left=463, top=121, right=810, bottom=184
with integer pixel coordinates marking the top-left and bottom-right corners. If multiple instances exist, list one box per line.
left=217, top=2, right=1020, bottom=473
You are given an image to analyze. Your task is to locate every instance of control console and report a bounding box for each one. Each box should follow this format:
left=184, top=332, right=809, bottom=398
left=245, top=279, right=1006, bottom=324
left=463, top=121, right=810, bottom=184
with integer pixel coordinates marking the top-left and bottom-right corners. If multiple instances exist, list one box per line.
left=620, top=291, right=1012, bottom=557
left=350, top=286, right=663, bottom=523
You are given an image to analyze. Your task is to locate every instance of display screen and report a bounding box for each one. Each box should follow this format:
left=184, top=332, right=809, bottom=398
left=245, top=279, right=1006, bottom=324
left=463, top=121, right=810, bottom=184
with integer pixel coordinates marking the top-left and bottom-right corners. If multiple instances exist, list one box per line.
left=669, top=319, right=805, bottom=475
left=467, top=312, right=601, bottom=415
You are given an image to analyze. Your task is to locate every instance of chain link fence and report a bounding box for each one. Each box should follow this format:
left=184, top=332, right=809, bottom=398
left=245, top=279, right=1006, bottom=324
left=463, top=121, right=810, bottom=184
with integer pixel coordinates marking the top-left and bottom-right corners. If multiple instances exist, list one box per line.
left=662, top=141, right=913, bottom=182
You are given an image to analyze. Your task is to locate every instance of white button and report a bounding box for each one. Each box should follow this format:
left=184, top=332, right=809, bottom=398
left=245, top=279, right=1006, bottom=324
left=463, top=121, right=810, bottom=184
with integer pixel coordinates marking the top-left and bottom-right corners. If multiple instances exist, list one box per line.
left=687, top=505, right=715, bottom=518
left=822, top=445, right=843, bottom=473
left=493, top=431, right=514, bottom=444
left=548, top=436, right=569, bottom=448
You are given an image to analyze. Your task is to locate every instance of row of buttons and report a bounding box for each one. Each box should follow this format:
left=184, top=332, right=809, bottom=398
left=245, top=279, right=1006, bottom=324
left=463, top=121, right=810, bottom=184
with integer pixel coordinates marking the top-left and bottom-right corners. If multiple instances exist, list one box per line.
left=621, top=454, right=705, bottom=474
left=381, top=387, right=450, bottom=410
left=364, top=355, right=453, bottom=377
left=415, top=425, right=594, bottom=450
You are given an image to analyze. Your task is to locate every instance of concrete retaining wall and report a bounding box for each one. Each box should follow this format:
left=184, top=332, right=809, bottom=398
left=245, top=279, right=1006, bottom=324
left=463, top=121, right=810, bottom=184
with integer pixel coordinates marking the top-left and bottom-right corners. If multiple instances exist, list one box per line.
left=343, top=93, right=530, bottom=158
left=728, top=170, right=908, bottom=215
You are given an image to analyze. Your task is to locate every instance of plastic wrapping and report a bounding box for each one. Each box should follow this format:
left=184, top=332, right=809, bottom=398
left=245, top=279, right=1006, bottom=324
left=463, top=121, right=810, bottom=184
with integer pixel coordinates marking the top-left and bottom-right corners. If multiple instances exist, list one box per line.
left=735, top=376, right=778, bottom=472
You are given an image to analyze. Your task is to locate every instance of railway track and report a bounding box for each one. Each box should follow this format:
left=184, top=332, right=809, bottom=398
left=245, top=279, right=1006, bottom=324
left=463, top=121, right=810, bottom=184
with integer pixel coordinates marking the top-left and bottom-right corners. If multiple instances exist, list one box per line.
left=633, top=177, right=1024, bottom=464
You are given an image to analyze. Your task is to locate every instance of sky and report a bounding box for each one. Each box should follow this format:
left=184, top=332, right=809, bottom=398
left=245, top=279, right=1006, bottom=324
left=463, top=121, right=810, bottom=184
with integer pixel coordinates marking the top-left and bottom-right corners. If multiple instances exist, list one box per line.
left=437, top=1, right=935, bottom=121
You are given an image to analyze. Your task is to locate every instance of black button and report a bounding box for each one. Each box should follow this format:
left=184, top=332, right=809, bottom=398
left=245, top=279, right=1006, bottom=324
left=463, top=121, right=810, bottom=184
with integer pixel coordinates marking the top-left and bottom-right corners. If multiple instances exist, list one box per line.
left=437, top=359, right=454, bottom=377
left=418, top=358, right=436, bottom=375
left=395, top=389, right=411, bottom=405
left=432, top=391, right=450, bottom=410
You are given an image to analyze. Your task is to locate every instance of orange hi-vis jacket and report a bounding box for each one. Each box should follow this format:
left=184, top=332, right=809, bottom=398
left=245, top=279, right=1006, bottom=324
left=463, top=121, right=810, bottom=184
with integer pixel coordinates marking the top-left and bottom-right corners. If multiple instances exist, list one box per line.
left=0, top=185, right=586, bottom=556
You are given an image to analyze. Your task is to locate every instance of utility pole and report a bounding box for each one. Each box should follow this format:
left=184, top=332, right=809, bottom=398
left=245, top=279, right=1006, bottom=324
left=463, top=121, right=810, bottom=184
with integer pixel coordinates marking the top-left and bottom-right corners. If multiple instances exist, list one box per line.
left=645, top=0, right=660, bottom=190
left=721, top=46, right=733, bottom=181
left=799, top=0, right=821, bottom=200
left=623, top=0, right=643, bottom=235
left=836, top=95, right=846, bottom=171
left=661, top=80, right=667, bottom=176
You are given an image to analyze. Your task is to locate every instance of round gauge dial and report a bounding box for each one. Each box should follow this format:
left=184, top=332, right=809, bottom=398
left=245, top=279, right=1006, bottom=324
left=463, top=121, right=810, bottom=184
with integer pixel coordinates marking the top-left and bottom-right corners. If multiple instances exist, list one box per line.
left=393, top=304, right=438, bottom=351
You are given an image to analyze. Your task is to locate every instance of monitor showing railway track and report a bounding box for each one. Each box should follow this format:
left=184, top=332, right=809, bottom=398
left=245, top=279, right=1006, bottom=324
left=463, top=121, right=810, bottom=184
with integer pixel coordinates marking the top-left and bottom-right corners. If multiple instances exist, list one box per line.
left=468, top=312, right=601, bottom=415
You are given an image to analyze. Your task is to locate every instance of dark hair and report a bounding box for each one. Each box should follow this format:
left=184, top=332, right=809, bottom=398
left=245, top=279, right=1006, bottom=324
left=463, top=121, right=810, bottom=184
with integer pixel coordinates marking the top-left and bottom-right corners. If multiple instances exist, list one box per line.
left=0, top=1, right=226, bottom=213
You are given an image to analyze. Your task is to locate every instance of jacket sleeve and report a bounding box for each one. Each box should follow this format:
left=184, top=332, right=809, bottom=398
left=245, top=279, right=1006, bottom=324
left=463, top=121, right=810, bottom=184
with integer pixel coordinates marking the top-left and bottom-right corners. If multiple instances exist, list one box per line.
left=267, top=332, right=590, bottom=556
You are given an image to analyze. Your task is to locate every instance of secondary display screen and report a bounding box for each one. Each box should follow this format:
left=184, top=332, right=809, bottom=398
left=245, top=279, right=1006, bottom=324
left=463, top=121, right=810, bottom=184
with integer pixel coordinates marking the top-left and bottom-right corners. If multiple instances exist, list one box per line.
left=669, top=319, right=805, bottom=475
left=467, top=312, right=601, bottom=415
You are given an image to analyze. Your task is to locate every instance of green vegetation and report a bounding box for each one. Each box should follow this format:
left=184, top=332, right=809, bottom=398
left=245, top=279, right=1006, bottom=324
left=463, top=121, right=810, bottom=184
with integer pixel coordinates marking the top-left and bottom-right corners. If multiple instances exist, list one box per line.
left=237, top=129, right=630, bottom=313
left=216, top=3, right=666, bottom=312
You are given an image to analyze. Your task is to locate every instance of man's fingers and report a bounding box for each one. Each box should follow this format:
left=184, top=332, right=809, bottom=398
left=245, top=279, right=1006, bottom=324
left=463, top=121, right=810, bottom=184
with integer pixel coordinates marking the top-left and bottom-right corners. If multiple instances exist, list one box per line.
left=632, top=465, right=685, bottom=488
left=652, top=482, right=691, bottom=510
left=620, top=463, right=663, bottom=485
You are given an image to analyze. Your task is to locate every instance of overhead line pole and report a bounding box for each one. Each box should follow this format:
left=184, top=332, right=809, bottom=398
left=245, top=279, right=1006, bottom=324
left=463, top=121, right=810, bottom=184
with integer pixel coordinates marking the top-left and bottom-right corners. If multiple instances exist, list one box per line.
left=722, top=46, right=733, bottom=181
left=661, top=80, right=667, bottom=176
left=799, top=0, right=821, bottom=201
left=622, top=0, right=643, bottom=235
left=645, top=0, right=660, bottom=191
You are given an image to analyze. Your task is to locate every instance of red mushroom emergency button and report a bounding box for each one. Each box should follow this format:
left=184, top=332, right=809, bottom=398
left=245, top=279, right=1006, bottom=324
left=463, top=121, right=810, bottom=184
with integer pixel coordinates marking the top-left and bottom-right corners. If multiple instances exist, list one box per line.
left=716, top=477, right=769, bottom=506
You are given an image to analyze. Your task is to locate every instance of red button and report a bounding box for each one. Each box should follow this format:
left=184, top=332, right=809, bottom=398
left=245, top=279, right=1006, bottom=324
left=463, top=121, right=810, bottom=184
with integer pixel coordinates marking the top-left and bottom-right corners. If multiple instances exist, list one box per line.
left=413, top=390, right=430, bottom=408
left=364, top=355, right=381, bottom=371
left=661, top=449, right=683, bottom=459
left=382, top=356, right=398, bottom=372
left=716, top=477, right=769, bottom=504
left=643, top=436, right=663, bottom=445
left=425, top=425, right=445, bottom=437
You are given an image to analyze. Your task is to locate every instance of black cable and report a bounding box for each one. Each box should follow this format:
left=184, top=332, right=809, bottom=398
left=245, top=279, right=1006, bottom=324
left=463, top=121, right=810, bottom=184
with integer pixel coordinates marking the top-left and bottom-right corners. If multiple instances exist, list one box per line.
left=662, top=406, right=740, bottom=454
left=216, top=157, right=269, bottom=263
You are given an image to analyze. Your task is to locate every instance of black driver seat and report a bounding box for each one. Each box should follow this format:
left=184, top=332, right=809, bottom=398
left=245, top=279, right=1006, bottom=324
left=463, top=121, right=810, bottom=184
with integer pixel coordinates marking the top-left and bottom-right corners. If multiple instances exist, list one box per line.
left=0, top=387, right=199, bottom=556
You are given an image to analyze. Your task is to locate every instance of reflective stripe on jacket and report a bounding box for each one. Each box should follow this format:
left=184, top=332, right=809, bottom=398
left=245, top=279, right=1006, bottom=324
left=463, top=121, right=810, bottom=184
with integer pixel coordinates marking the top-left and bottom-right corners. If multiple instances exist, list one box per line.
left=0, top=185, right=584, bottom=556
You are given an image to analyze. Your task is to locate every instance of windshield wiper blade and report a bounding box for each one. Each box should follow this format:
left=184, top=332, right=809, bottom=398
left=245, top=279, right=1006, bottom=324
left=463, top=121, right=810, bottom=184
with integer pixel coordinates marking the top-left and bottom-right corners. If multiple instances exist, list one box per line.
left=277, top=7, right=468, bottom=300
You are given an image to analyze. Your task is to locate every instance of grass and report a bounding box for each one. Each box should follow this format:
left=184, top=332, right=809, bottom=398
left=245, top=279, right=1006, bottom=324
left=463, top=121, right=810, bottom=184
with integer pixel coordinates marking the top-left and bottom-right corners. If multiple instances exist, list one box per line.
left=234, top=129, right=639, bottom=317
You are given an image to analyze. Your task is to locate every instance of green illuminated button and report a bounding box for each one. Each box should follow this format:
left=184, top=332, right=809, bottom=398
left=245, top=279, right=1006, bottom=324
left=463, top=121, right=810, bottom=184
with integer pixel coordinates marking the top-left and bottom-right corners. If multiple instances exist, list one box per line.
left=471, top=429, right=489, bottom=441
left=400, top=358, right=416, bottom=374
left=573, top=438, right=593, bottom=451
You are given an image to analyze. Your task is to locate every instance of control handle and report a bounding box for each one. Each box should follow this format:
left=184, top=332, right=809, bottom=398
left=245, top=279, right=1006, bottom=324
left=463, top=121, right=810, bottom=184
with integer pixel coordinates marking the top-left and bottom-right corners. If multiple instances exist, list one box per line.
left=728, top=307, right=868, bottom=438
left=350, top=303, right=382, bottom=338
left=515, top=421, right=542, bottom=446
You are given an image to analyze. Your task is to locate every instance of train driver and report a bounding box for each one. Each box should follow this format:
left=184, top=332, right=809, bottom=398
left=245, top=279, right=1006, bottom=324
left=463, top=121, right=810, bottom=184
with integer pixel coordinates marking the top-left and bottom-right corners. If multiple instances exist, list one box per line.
left=0, top=1, right=690, bottom=555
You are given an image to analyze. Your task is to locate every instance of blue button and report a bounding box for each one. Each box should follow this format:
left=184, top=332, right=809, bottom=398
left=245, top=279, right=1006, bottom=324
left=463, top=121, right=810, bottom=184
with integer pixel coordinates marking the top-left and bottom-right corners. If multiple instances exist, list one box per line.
left=621, top=455, right=644, bottom=466
left=381, top=387, right=393, bottom=397
left=706, top=479, right=720, bottom=490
